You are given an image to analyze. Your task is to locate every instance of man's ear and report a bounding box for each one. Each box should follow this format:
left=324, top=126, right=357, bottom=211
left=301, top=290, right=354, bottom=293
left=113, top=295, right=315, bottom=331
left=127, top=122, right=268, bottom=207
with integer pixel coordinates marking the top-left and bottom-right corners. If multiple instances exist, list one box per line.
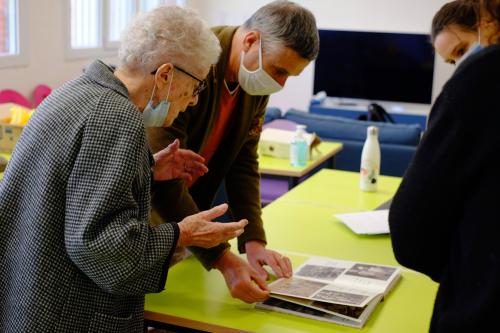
left=242, top=31, right=260, bottom=53
left=154, top=63, right=174, bottom=88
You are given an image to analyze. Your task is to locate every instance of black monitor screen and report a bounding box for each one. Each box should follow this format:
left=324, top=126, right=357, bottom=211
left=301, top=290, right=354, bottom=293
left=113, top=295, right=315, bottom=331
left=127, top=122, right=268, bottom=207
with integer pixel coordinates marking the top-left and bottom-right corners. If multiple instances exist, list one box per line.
left=313, top=29, right=435, bottom=104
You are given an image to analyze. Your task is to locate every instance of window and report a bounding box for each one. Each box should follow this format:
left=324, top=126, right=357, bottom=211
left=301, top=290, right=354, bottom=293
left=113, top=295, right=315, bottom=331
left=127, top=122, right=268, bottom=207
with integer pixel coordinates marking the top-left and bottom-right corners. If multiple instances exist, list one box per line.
left=0, top=0, right=28, bottom=68
left=70, top=0, right=101, bottom=49
left=67, top=0, right=182, bottom=59
left=0, top=0, right=18, bottom=55
left=107, top=0, right=136, bottom=46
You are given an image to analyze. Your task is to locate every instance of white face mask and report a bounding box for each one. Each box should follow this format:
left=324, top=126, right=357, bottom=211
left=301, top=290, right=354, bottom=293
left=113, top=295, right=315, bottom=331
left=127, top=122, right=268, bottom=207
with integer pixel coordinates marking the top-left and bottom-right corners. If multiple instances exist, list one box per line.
left=142, top=71, right=174, bottom=127
left=238, top=38, right=283, bottom=96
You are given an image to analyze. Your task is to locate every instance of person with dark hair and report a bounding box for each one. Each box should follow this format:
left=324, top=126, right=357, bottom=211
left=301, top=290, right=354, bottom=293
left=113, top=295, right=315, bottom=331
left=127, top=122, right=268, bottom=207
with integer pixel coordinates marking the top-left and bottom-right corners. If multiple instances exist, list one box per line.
left=147, top=0, right=320, bottom=304
left=432, top=0, right=500, bottom=65
left=431, top=0, right=479, bottom=64
left=389, top=0, right=500, bottom=332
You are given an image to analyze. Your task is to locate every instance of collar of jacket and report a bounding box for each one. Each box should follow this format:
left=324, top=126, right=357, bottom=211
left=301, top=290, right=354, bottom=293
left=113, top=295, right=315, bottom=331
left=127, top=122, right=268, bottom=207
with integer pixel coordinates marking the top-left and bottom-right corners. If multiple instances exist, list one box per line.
left=85, top=60, right=130, bottom=99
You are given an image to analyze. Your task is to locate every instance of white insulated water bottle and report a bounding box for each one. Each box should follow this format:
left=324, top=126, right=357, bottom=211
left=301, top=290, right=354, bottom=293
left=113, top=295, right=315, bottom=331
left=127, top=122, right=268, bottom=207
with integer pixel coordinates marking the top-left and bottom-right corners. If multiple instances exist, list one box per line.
left=360, top=126, right=380, bottom=192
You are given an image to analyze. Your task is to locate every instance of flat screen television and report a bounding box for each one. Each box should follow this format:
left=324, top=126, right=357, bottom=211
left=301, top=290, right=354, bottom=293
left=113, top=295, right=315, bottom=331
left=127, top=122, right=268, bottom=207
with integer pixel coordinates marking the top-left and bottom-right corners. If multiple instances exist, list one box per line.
left=313, top=29, right=435, bottom=105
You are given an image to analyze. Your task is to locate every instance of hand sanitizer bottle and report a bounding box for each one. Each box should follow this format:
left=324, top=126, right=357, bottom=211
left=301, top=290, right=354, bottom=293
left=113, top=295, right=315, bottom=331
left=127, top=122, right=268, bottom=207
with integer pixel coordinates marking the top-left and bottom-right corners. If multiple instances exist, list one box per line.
left=290, top=125, right=308, bottom=167
left=360, top=126, right=381, bottom=192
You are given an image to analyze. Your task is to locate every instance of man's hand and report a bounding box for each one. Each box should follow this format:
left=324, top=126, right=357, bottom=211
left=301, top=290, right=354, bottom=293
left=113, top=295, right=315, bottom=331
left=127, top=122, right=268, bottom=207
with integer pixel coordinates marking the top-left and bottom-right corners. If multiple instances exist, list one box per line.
left=214, top=250, right=270, bottom=304
left=153, top=139, right=208, bottom=182
left=245, top=240, right=293, bottom=280
left=177, top=204, right=248, bottom=248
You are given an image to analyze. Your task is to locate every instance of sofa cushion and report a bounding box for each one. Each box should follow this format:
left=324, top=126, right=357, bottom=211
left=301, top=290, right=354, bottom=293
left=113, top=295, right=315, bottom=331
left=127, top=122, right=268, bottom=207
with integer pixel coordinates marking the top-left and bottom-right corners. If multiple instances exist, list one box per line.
left=264, top=107, right=282, bottom=124
left=284, top=109, right=421, bottom=146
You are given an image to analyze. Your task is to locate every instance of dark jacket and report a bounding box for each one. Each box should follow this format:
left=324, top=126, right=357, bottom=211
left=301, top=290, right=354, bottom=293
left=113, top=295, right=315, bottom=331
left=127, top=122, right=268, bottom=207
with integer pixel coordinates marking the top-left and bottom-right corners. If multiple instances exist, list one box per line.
left=389, top=45, right=500, bottom=332
left=147, top=26, right=269, bottom=269
left=0, top=61, right=178, bottom=332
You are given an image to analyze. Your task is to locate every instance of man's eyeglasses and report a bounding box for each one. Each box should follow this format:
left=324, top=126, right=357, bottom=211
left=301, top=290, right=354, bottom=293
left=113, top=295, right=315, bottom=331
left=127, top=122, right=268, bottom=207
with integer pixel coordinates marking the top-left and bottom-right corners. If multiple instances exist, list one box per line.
left=151, top=65, right=207, bottom=97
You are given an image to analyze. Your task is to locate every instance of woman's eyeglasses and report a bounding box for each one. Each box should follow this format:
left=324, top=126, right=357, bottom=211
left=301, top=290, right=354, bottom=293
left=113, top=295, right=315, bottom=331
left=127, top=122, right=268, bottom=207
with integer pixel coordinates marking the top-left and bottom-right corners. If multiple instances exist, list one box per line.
left=151, top=65, right=207, bottom=97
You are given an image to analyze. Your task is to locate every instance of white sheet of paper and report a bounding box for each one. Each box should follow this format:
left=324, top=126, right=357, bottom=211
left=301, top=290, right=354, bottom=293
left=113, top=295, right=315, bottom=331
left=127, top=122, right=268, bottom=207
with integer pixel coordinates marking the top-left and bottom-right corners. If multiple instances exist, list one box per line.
left=335, top=210, right=390, bottom=235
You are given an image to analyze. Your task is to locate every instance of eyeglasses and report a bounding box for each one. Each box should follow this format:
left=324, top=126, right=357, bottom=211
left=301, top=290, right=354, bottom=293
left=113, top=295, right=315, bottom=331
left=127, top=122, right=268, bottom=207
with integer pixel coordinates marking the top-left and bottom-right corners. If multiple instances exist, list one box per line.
left=151, top=65, right=207, bottom=97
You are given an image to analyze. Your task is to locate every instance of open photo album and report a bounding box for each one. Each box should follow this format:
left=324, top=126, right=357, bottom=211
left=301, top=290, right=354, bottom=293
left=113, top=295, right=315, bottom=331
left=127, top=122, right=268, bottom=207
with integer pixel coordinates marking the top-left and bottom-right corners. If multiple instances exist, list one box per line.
left=256, top=256, right=401, bottom=328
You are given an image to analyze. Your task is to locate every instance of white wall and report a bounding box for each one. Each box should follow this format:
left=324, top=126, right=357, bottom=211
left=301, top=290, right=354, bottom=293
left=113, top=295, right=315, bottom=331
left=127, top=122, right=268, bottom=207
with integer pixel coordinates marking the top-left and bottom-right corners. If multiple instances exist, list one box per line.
left=189, top=0, right=456, bottom=112
left=0, top=0, right=455, bottom=111
left=0, top=0, right=118, bottom=103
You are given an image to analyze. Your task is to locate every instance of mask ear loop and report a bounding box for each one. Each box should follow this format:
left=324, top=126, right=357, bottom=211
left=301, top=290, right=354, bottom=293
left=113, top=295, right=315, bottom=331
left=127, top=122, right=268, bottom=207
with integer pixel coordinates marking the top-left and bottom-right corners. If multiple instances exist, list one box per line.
left=148, top=79, right=157, bottom=105
left=165, top=69, right=174, bottom=102
left=240, top=35, right=264, bottom=72
left=258, top=37, right=263, bottom=69
left=148, top=68, right=174, bottom=110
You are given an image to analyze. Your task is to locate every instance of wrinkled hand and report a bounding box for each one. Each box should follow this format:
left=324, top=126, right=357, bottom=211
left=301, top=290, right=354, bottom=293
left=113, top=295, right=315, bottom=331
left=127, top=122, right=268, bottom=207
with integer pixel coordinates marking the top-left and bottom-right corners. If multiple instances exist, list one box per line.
left=214, top=250, right=270, bottom=303
left=245, top=240, right=293, bottom=280
left=177, top=204, right=248, bottom=248
left=153, top=139, right=208, bottom=182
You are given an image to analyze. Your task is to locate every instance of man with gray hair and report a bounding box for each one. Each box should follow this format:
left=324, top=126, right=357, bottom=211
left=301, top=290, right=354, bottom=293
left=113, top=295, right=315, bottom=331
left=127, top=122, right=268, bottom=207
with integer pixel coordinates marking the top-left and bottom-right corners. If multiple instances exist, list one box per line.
left=147, top=0, right=319, bottom=303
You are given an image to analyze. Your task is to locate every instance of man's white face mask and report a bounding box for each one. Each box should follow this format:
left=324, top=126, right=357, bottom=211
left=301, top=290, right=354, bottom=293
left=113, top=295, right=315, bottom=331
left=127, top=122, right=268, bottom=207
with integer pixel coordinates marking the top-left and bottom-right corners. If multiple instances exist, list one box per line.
left=238, top=38, right=283, bottom=96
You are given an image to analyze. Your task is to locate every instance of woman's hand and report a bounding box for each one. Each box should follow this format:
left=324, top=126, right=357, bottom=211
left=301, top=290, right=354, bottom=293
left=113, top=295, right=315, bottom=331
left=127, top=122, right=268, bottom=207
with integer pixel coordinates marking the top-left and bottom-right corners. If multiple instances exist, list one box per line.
left=153, top=139, right=208, bottom=182
left=177, top=204, right=248, bottom=248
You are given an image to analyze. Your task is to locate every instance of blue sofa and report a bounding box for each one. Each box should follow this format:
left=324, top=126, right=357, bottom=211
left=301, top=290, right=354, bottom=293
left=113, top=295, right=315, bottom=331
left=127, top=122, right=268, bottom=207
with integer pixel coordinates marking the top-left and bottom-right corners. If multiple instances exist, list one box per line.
left=217, top=107, right=422, bottom=209
left=264, top=107, right=282, bottom=124
left=277, top=109, right=422, bottom=177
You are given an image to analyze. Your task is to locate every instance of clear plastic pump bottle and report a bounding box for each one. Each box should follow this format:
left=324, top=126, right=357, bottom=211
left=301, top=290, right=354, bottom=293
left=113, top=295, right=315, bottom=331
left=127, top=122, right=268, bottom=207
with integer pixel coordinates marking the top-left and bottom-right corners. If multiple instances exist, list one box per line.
left=290, top=125, right=308, bottom=167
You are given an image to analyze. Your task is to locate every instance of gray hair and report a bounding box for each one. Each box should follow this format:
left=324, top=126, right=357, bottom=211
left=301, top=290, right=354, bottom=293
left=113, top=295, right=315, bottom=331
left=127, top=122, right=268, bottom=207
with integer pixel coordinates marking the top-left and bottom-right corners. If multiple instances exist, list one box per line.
left=119, top=6, right=221, bottom=75
left=243, top=0, right=319, bottom=60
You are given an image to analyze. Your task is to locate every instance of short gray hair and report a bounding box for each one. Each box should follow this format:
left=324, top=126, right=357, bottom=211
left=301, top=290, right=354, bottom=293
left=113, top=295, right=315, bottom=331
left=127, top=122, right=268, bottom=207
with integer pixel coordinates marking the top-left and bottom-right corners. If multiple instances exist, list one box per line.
left=119, top=6, right=221, bottom=75
left=243, top=0, right=319, bottom=60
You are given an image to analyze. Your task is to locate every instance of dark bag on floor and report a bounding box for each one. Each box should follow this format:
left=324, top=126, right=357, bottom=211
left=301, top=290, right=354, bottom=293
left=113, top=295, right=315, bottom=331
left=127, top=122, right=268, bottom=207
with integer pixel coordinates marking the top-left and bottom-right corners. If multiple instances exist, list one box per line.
left=358, top=103, right=395, bottom=123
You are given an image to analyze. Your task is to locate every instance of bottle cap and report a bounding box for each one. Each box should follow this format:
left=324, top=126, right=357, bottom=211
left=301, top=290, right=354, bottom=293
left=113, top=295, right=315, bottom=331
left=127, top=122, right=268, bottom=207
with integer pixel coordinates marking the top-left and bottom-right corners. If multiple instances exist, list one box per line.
left=367, top=126, right=378, bottom=136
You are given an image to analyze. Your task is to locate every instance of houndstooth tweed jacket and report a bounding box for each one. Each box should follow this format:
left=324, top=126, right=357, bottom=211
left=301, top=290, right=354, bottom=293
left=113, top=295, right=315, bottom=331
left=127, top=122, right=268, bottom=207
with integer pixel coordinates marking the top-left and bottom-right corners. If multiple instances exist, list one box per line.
left=0, top=60, right=179, bottom=332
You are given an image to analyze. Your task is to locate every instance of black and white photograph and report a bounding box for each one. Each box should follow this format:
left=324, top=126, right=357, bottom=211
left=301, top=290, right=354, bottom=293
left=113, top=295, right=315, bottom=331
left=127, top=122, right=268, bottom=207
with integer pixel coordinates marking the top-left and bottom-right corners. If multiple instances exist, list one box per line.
left=344, top=264, right=397, bottom=281
left=270, top=277, right=328, bottom=298
left=296, top=264, right=346, bottom=281
left=314, top=289, right=369, bottom=306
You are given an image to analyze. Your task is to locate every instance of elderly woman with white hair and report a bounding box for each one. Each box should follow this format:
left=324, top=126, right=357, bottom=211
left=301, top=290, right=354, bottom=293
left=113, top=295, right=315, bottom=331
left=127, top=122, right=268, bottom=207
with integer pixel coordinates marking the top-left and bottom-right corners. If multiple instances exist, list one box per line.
left=0, top=6, right=248, bottom=333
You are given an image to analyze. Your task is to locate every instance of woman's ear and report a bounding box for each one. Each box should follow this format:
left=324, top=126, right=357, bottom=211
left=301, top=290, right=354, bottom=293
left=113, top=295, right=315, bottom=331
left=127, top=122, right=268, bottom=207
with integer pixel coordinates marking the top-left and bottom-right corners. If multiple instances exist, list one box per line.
left=155, top=63, right=174, bottom=88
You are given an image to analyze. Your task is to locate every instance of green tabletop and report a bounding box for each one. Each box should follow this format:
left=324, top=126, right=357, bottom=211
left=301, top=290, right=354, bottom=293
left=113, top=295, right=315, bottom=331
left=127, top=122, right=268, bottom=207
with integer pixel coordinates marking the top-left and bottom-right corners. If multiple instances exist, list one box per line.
left=145, top=169, right=438, bottom=332
left=277, top=169, right=402, bottom=213
left=258, top=141, right=343, bottom=177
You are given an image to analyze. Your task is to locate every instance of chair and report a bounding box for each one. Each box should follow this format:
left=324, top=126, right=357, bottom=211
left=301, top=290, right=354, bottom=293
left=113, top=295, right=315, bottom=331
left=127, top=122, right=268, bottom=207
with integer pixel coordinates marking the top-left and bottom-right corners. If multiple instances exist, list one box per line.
left=33, top=84, right=52, bottom=107
left=0, top=90, right=32, bottom=108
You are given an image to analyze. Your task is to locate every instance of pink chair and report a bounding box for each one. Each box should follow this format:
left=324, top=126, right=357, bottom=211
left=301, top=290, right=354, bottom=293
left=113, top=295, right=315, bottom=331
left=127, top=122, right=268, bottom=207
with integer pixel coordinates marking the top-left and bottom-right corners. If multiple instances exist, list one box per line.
left=0, top=89, right=32, bottom=108
left=33, top=84, right=52, bottom=107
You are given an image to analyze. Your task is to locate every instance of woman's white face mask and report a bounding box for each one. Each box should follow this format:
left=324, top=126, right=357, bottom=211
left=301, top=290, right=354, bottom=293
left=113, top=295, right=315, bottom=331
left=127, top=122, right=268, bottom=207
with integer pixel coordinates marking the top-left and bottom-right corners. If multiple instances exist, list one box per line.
left=238, top=39, right=283, bottom=96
